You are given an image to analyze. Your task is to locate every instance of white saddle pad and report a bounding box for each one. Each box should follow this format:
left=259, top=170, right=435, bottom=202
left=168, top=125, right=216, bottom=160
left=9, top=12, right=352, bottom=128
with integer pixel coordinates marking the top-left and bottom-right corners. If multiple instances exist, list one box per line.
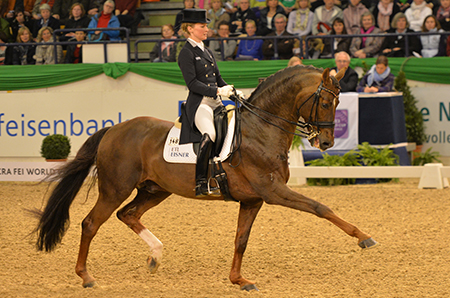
left=163, top=111, right=236, bottom=164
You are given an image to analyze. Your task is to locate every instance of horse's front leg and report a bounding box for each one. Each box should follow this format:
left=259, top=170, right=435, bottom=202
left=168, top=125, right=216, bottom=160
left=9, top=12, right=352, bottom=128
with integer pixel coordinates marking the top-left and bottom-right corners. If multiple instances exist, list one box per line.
left=230, top=200, right=263, bottom=291
left=264, top=184, right=377, bottom=248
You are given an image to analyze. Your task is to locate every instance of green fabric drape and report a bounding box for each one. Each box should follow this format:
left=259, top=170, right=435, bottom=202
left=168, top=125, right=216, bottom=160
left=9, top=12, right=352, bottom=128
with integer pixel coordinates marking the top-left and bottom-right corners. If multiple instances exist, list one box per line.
left=1, top=57, right=450, bottom=91
left=0, top=64, right=104, bottom=90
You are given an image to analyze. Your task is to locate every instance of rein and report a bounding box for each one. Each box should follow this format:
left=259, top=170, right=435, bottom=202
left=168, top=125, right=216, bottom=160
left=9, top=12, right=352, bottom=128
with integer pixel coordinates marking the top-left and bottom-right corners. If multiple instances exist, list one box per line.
left=227, top=81, right=339, bottom=168
left=231, top=81, right=339, bottom=140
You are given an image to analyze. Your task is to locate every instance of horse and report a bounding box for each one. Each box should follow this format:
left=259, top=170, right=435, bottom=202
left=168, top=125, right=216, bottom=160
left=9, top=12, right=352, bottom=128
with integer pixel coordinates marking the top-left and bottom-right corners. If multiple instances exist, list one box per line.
left=33, top=65, right=377, bottom=291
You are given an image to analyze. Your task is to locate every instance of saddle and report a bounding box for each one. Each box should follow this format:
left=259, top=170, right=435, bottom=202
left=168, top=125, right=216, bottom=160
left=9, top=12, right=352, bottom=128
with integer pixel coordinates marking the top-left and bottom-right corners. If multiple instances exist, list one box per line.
left=176, top=103, right=238, bottom=202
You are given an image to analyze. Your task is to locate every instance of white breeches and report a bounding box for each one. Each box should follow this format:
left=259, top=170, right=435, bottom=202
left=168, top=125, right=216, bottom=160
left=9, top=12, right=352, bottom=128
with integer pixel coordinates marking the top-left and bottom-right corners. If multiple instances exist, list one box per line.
left=195, top=103, right=216, bottom=142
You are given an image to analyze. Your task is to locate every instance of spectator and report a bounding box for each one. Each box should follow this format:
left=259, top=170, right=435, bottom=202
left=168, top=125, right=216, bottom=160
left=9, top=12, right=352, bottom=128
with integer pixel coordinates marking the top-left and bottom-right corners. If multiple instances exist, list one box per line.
left=395, top=0, right=413, bottom=13
left=436, top=0, right=450, bottom=31
left=34, top=26, right=63, bottom=64
left=86, top=0, right=104, bottom=16
left=343, top=0, right=368, bottom=34
left=405, top=0, right=432, bottom=31
left=251, top=0, right=267, bottom=11
left=52, top=0, right=90, bottom=24
left=209, top=21, right=237, bottom=60
left=373, top=0, right=400, bottom=32
left=207, top=0, right=230, bottom=37
left=1, top=13, right=14, bottom=42
left=12, top=26, right=36, bottom=64
left=149, top=24, right=177, bottom=62
left=321, top=17, right=351, bottom=57
left=419, top=14, right=446, bottom=57
left=262, top=14, right=295, bottom=59
left=329, top=51, right=358, bottom=92
left=230, top=0, right=257, bottom=34
left=280, top=0, right=297, bottom=14
left=287, top=55, right=302, bottom=65
left=6, top=1, right=34, bottom=18
left=381, top=12, right=420, bottom=56
left=0, top=31, right=7, bottom=65
left=60, top=3, right=91, bottom=42
left=175, top=0, right=196, bottom=36
left=87, top=0, right=120, bottom=41
left=10, top=10, right=34, bottom=41
left=349, top=11, right=383, bottom=58
left=447, top=35, right=450, bottom=55
left=32, top=4, right=60, bottom=37
left=115, top=0, right=142, bottom=35
left=64, top=30, right=86, bottom=63
left=357, top=55, right=394, bottom=93
left=32, top=0, right=56, bottom=20
left=258, top=0, right=286, bottom=36
left=311, top=0, right=343, bottom=36
left=235, top=19, right=263, bottom=59
left=287, top=0, right=314, bottom=37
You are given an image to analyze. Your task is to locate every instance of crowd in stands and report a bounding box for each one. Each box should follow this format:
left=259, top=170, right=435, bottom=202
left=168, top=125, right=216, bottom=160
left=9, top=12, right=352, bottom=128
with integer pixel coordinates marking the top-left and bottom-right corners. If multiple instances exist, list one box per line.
left=1, top=0, right=450, bottom=77
left=0, top=0, right=141, bottom=64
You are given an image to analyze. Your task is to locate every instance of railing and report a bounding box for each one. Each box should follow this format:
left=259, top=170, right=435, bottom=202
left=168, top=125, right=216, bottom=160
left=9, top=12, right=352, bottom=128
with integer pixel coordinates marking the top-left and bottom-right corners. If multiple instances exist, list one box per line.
left=304, top=31, right=450, bottom=59
left=1, top=27, right=130, bottom=64
left=134, top=35, right=303, bottom=63
left=53, top=27, right=131, bottom=63
left=3, top=29, right=449, bottom=64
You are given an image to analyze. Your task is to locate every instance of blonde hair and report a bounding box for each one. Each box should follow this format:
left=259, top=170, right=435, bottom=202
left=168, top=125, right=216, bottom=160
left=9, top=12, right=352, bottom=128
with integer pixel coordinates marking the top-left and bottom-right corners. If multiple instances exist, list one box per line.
left=37, top=26, right=54, bottom=42
left=288, top=56, right=302, bottom=67
left=17, top=26, right=32, bottom=43
left=294, top=0, right=311, bottom=10
left=181, top=22, right=195, bottom=35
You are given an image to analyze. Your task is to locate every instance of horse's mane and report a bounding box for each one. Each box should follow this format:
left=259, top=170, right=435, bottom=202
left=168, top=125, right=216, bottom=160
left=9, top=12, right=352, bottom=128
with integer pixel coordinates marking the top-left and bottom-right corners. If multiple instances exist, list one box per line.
left=247, top=64, right=322, bottom=102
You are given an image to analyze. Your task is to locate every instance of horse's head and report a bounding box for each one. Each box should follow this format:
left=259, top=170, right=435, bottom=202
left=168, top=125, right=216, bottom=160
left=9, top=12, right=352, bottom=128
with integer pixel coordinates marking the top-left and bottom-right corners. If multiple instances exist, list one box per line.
left=298, top=67, right=345, bottom=151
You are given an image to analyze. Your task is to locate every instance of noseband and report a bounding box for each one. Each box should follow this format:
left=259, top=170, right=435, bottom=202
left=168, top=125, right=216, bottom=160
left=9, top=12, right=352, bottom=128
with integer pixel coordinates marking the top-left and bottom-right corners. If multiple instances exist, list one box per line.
left=297, top=81, right=339, bottom=140
left=231, top=80, right=339, bottom=141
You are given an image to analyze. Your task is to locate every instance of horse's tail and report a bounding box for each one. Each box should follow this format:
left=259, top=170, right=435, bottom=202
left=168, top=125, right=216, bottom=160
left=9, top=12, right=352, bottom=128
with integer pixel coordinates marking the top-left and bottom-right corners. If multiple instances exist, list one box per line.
left=34, top=127, right=111, bottom=252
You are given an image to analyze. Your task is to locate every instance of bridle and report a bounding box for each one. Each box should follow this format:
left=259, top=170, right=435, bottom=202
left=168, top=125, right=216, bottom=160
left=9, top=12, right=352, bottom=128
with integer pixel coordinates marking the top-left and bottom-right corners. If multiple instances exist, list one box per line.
left=230, top=80, right=340, bottom=141
left=227, top=80, right=340, bottom=168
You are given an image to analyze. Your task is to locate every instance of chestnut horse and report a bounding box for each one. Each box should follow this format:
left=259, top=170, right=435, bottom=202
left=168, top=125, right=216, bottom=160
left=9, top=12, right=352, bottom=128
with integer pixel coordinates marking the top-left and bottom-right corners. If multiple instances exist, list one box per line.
left=34, top=65, right=377, bottom=291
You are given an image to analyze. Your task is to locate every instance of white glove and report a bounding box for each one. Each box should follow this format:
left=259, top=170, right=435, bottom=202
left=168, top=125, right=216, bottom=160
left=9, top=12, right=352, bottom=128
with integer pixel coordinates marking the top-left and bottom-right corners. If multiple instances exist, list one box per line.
left=217, top=85, right=234, bottom=98
left=236, top=90, right=244, bottom=99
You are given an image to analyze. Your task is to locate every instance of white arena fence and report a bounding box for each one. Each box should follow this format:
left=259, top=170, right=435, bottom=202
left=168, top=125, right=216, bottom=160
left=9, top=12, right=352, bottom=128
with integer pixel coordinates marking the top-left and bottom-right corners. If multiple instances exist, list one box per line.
left=289, top=164, right=450, bottom=189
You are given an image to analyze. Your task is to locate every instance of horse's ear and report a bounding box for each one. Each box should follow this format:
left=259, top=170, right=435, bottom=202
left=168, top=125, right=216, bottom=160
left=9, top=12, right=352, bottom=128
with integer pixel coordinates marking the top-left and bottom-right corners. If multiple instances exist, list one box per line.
left=322, top=68, right=330, bottom=81
left=334, top=67, right=347, bottom=82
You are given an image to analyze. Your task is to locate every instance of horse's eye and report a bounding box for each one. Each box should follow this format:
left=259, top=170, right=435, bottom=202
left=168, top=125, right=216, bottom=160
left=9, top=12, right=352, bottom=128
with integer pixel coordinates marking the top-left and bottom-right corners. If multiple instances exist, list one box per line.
left=321, top=103, right=329, bottom=109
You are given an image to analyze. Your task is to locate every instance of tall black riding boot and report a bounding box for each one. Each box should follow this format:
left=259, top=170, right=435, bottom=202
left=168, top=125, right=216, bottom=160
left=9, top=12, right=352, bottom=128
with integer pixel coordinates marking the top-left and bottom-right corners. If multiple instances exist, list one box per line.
left=195, top=134, right=221, bottom=197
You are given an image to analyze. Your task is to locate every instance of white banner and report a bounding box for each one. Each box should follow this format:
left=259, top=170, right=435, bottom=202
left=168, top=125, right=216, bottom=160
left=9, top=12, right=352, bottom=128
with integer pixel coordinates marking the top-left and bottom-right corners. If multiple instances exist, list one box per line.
left=302, top=92, right=359, bottom=151
left=0, top=162, right=63, bottom=181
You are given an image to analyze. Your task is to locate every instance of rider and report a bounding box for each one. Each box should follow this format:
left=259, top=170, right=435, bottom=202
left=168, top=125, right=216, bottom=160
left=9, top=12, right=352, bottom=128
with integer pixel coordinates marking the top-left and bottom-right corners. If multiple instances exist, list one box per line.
left=178, top=9, right=243, bottom=198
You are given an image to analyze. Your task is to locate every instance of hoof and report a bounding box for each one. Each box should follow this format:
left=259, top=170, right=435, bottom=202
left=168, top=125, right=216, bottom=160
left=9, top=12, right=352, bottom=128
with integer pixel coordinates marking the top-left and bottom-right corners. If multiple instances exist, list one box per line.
left=147, top=256, right=160, bottom=274
left=241, top=284, right=259, bottom=291
left=82, top=280, right=97, bottom=288
left=358, top=237, right=378, bottom=249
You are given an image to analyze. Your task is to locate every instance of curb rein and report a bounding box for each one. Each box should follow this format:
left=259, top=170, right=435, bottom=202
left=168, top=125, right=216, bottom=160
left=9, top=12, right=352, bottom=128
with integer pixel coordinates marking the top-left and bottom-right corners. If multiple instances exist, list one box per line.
left=227, top=81, right=340, bottom=167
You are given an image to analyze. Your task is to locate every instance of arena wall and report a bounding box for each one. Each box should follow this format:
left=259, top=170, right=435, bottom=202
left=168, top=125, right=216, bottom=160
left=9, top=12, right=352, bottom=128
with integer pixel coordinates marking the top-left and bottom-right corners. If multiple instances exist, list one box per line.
left=0, top=72, right=449, bottom=165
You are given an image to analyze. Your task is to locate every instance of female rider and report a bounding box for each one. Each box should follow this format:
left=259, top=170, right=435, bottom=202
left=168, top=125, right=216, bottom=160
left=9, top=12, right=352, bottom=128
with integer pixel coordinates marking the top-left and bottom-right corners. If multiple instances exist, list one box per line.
left=177, top=9, right=243, bottom=197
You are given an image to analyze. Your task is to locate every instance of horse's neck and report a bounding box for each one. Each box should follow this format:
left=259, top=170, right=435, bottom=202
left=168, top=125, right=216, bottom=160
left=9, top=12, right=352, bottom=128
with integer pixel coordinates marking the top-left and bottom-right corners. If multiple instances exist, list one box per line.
left=242, top=88, right=299, bottom=151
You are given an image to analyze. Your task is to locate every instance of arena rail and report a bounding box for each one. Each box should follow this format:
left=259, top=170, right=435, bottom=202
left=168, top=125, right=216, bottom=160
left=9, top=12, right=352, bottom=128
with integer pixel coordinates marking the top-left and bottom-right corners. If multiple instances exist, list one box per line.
left=288, top=164, right=450, bottom=189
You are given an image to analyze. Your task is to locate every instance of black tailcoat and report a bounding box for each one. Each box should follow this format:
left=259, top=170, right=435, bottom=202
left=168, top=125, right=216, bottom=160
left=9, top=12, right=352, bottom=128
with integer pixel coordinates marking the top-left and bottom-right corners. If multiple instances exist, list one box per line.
left=178, top=41, right=227, bottom=144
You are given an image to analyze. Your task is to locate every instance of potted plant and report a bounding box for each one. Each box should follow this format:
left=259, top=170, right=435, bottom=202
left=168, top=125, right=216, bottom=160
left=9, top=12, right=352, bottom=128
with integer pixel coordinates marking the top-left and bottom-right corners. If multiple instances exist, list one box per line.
left=40, top=134, right=71, bottom=161
left=412, top=147, right=441, bottom=166
left=394, top=71, right=427, bottom=149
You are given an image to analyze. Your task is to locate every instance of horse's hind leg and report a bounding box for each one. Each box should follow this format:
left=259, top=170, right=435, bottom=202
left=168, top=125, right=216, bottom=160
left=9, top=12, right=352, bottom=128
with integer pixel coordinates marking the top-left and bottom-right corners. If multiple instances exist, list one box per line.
left=116, top=187, right=171, bottom=274
left=75, top=193, right=126, bottom=288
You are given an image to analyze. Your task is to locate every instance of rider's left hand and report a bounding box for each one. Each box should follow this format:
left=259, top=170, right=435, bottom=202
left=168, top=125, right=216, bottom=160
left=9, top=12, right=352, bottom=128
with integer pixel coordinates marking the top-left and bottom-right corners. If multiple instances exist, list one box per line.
left=236, top=90, right=245, bottom=99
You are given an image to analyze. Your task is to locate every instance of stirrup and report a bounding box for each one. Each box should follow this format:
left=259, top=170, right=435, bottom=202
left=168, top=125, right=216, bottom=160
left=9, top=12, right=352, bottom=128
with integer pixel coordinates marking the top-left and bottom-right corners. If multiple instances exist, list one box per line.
left=195, top=179, right=221, bottom=197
